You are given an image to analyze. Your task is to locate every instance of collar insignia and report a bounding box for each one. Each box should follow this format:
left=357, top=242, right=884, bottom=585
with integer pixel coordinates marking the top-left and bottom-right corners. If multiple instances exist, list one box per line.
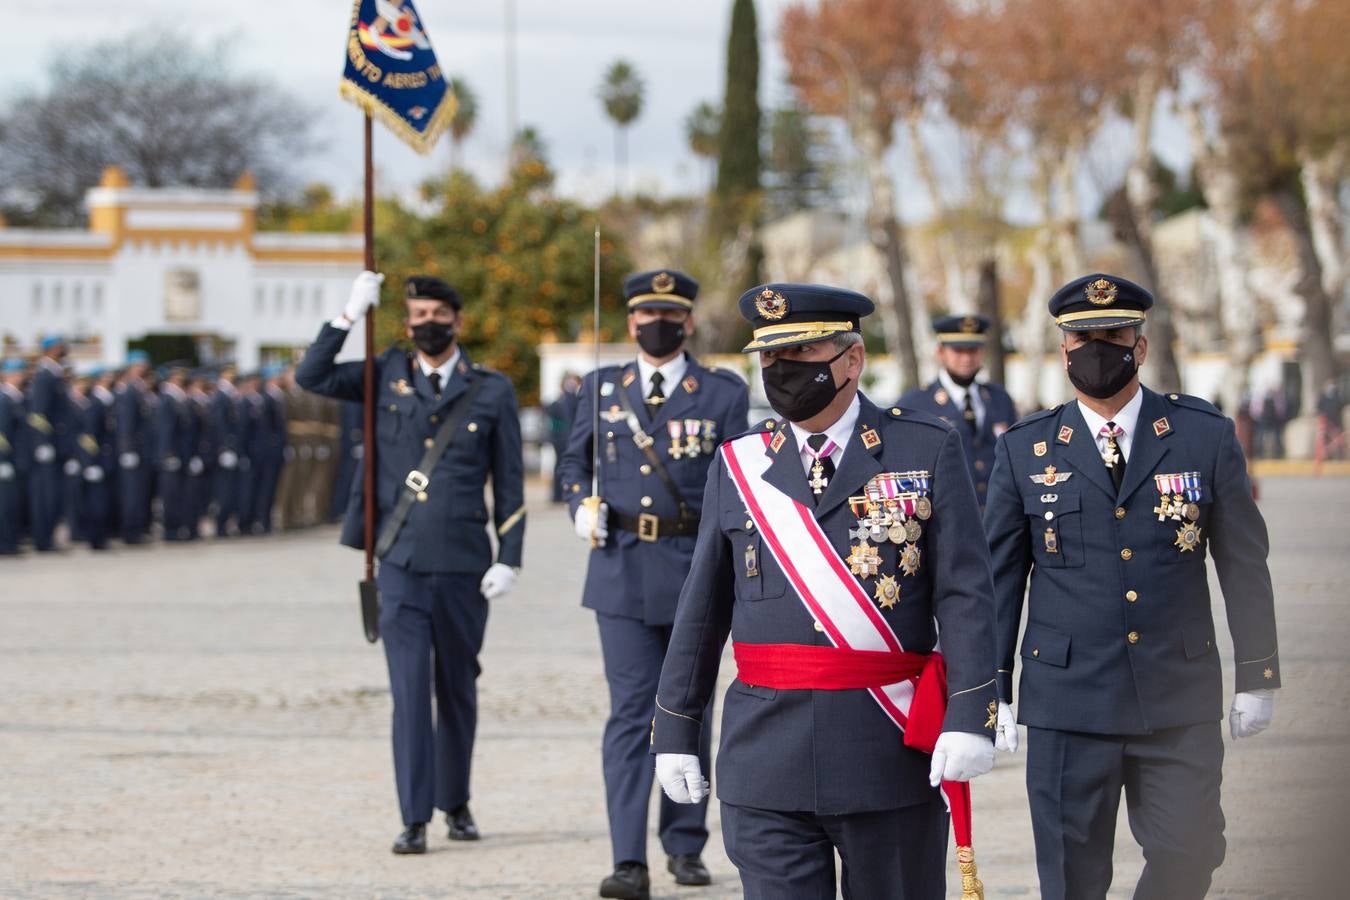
left=769, top=431, right=787, bottom=453
left=682, top=375, right=699, bottom=394
left=622, top=370, right=636, bottom=388
left=1056, top=425, right=1074, bottom=445
left=1153, top=417, right=1172, bottom=437
left=1034, top=440, right=1048, bottom=457
left=861, top=428, right=881, bottom=450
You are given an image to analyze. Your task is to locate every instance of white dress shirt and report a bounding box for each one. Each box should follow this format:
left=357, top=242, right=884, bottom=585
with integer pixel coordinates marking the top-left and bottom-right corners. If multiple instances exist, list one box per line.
left=1077, top=386, right=1144, bottom=463
left=418, top=348, right=462, bottom=391
left=789, top=393, right=861, bottom=475
left=938, top=369, right=985, bottom=429
left=637, top=353, right=689, bottom=403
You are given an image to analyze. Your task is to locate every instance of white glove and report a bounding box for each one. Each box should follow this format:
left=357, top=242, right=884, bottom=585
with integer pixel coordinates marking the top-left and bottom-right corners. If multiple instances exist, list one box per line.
left=63, top=458, right=81, bottom=476
left=0, top=462, right=14, bottom=480
left=188, top=456, right=205, bottom=475
left=1229, top=689, right=1275, bottom=739
left=928, top=731, right=996, bottom=786
left=83, top=465, right=105, bottom=483
left=343, top=270, right=384, bottom=322
left=994, top=701, right=1019, bottom=753
left=120, top=451, right=140, bottom=469
left=573, top=499, right=609, bottom=546
left=35, top=444, right=56, bottom=464
left=479, top=563, right=518, bottom=600
left=656, top=753, right=709, bottom=804
left=218, top=450, right=238, bottom=469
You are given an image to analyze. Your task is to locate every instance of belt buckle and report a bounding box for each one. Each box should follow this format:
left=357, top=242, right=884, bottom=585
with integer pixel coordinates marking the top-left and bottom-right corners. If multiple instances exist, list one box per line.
left=637, top=512, right=660, bottom=542
left=405, top=470, right=430, bottom=493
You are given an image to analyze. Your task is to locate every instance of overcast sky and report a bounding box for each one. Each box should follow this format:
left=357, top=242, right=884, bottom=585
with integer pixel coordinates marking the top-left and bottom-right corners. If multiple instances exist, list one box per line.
left=4, top=0, right=1191, bottom=223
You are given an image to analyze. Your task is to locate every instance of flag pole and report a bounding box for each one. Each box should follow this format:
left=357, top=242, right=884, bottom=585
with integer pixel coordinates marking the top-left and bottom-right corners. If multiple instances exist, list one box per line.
left=359, top=112, right=379, bottom=642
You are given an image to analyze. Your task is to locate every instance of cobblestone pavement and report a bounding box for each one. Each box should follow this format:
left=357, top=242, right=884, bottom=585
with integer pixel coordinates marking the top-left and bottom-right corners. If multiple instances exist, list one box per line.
left=2, top=478, right=1345, bottom=898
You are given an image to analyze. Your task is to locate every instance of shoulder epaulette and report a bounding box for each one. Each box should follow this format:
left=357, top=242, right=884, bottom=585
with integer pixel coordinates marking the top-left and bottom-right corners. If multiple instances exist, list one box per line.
left=1006, top=405, right=1062, bottom=432
left=1165, top=392, right=1224, bottom=418
left=883, top=405, right=952, bottom=431
left=707, top=365, right=748, bottom=385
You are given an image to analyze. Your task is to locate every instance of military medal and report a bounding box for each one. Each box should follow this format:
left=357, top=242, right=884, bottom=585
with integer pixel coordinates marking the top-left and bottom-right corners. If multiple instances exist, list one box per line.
left=391, top=378, right=414, bottom=396
left=873, top=574, right=901, bottom=610
left=1174, top=521, right=1202, bottom=552
left=1043, top=528, right=1059, bottom=554
left=915, top=496, right=932, bottom=520
left=667, top=421, right=685, bottom=459
left=899, top=542, right=921, bottom=577
left=805, top=437, right=838, bottom=495
left=701, top=419, right=717, bottom=454
left=848, top=543, right=882, bottom=578
left=744, top=544, right=759, bottom=578
left=985, top=700, right=998, bottom=730
left=905, top=519, right=922, bottom=542
left=684, top=419, right=703, bottom=458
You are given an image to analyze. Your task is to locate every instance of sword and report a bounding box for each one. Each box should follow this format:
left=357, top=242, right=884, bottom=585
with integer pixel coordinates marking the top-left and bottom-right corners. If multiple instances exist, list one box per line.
left=580, top=226, right=604, bottom=548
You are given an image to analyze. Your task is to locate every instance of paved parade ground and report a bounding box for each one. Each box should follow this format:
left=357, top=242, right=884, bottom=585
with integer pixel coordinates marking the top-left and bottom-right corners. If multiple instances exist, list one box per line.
left=2, top=477, right=1346, bottom=898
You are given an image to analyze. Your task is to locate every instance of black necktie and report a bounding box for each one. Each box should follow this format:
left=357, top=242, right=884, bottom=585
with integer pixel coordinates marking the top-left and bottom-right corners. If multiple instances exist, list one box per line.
left=646, top=371, right=666, bottom=418
left=963, top=392, right=977, bottom=435
left=806, top=433, right=836, bottom=504
left=428, top=372, right=442, bottom=397
left=1102, top=421, right=1126, bottom=494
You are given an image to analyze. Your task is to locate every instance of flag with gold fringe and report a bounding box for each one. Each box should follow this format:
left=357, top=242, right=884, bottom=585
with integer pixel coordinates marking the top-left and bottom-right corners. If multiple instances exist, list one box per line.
left=339, top=0, right=456, bottom=153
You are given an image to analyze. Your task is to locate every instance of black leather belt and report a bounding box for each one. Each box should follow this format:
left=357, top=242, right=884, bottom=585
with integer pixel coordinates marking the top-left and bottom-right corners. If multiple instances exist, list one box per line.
left=610, top=510, right=699, bottom=542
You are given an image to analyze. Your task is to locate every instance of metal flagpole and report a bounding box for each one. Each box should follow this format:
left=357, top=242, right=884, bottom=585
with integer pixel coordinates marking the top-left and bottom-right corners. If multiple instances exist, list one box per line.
left=581, top=227, right=603, bottom=547
left=358, top=113, right=380, bottom=643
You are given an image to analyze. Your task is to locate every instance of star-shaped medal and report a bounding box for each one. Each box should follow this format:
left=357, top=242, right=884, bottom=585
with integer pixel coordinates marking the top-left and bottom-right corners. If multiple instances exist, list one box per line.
left=873, top=574, right=900, bottom=610
left=847, top=543, right=882, bottom=578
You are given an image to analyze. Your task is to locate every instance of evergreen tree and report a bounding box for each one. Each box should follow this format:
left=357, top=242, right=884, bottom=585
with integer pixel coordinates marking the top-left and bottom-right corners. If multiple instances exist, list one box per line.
left=715, top=0, right=761, bottom=204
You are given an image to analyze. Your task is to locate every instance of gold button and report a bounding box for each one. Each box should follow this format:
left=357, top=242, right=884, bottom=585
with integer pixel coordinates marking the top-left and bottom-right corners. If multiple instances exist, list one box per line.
left=607, top=431, right=615, bottom=439
left=1128, top=631, right=1140, bottom=644
left=1169, top=393, right=1179, bottom=400
left=975, top=460, right=986, bottom=471
left=765, top=420, right=776, bottom=430
left=467, top=422, right=478, bottom=432
left=388, top=404, right=397, bottom=412
left=571, top=485, right=581, bottom=494
left=416, top=491, right=428, bottom=503
left=1120, top=548, right=1133, bottom=561
left=1032, top=648, right=1040, bottom=658
left=640, top=496, right=653, bottom=508
left=1126, top=590, right=1138, bottom=602
left=1115, top=507, right=1126, bottom=519
left=640, top=464, right=652, bottom=475
left=891, top=407, right=902, bottom=415
left=424, top=438, right=434, bottom=449
left=1044, top=511, right=1054, bottom=521
left=429, top=415, right=439, bottom=424
left=813, top=621, right=824, bottom=633
left=745, top=519, right=754, bottom=530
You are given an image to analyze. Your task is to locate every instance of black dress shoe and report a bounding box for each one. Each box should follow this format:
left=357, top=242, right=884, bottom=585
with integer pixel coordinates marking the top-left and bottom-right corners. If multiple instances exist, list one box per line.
left=391, top=823, right=426, bottom=855
left=667, top=854, right=712, bottom=886
left=599, top=861, right=650, bottom=900
left=446, top=804, right=480, bottom=841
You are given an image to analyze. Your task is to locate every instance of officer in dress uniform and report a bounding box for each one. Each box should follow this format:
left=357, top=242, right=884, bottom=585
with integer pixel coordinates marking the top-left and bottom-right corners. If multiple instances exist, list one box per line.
left=0, top=358, right=29, bottom=555
left=653, top=283, right=999, bottom=899
left=251, top=366, right=287, bottom=534
left=296, top=271, right=525, bottom=855
left=156, top=363, right=195, bottom=541
left=115, top=351, right=155, bottom=545
left=558, top=270, right=749, bottom=900
left=210, top=365, right=243, bottom=537
left=984, top=274, right=1281, bottom=900
left=26, top=336, right=73, bottom=551
left=75, top=367, right=117, bottom=550
left=235, top=372, right=265, bottom=535
left=899, top=315, right=1016, bottom=507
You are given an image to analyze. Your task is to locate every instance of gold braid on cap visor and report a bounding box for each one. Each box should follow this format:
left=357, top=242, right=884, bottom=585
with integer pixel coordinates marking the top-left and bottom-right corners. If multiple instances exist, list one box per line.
left=744, top=320, right=854, bottom=350
left=936, top=333, right=988, bottom=344
left=1055, top=309, right=1148, bottom=326
left=626, top=294, right=695, bottom=309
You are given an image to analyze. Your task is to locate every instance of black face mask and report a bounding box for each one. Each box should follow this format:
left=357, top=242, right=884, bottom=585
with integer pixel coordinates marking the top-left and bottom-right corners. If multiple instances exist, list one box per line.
left=1066, top=338, right=1139, bottom=399
left=411, top=321, right=456, bottom=357
left=635, top=319, right=686, bottom=359
left=947, top=370, right=977, bottom=388
left=762, top=346, right=851, bottom=423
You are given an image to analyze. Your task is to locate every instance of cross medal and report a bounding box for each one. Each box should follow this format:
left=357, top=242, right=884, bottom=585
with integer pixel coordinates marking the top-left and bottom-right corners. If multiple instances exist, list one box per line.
left=809, top=460, right=829, bottom=495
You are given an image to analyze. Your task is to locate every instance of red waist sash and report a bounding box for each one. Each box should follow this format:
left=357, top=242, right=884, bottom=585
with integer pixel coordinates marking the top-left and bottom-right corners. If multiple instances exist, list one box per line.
left=732, top=641, right=949, bottom=754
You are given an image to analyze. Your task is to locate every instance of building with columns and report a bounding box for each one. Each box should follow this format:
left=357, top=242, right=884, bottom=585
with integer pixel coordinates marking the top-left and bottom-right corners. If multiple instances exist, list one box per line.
left=1, top=167, right=365, bottom=368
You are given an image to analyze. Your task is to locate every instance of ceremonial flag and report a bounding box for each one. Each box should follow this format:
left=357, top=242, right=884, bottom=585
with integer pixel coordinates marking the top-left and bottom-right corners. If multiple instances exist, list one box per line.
left=339, top=0, right=456, bottom=154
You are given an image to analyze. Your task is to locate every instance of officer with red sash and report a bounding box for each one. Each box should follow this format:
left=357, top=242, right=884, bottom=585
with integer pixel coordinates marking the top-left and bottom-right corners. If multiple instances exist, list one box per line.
left=652, top=283, right=999, bottom=898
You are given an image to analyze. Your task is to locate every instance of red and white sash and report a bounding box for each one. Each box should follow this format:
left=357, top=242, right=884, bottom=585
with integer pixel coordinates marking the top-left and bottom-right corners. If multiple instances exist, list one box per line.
left=722, top=432, right=918, bottom=731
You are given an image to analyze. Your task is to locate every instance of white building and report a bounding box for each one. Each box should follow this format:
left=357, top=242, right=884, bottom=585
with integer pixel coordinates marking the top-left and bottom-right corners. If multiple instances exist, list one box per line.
left=0, top=167, right=365, bottom=368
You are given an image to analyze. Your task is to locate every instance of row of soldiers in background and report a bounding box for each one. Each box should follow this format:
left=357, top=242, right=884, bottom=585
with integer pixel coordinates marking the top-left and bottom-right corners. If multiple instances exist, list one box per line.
left=0, top=336, right=363, bottom=556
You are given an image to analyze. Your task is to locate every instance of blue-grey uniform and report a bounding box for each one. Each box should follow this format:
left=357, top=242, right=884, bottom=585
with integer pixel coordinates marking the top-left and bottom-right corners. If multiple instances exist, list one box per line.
left=185, top=380, right=213, bottom=535
left=76, top=380, right=117, bottom=550
left=249, top=377, right=287, bottom=534
left=115, top=358, right=155, bottom=544
left=557, top=270, right=749, bottom=872
left=984, top=274, right=1280, bottom=900
left=156, top=375, right=195, bottom=541
left=330, top=400, right=363, bottom=520
left=653, top=284, right=999, bottom=899
left=235, top=381, right=264, bottom=533
left=295, top=300, right=525, bottom=829
left=210, top=379, right=243, bottom=536
left=899, top=315, right=1017, bottom=505
left=0, top=363, right=28, bottom=554
left=26, top=349, right=72, bottom=552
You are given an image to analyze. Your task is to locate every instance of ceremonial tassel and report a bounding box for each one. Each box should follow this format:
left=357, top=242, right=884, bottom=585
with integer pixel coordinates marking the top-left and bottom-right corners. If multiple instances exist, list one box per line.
left=941, top=780, right=984, bottom=900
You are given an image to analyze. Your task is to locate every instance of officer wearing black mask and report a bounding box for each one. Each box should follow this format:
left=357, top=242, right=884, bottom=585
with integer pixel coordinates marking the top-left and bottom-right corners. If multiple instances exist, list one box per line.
left=558, top=269, right=748, bottom=900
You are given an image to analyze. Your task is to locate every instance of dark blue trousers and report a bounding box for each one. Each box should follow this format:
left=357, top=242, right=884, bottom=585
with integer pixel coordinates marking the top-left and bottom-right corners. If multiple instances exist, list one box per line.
left=79, top=474, right=111, bottom=550
left=721, top=799, right=949, bottom=899
left=597, top=612, right=711, bottom=866
left=0, top=469, right=21, bottom=553
left=118, top=463, right=150, bottom=542
left=378, top=560, right=489, bottom=827
left=213, top=465, right=237, bottom=535
left=27, top=461, right=60, bottom=551
left=1027, top=723, right=1226, bottom=900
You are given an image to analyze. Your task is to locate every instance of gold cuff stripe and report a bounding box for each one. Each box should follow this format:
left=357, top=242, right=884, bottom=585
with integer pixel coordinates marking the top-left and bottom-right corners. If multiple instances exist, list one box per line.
left=655, top=697, right=702, bottom=724
left=1055, top=309, right=1148, bottom=325
left=497, top=505, right=527, bottom=536
left=627, top=294, right=694, bottom=308
left=1237, top=650, right=1279, bottom=665
left=948, top=677, right=997, bottom=699
left=936, top=333, right=988, bottom=343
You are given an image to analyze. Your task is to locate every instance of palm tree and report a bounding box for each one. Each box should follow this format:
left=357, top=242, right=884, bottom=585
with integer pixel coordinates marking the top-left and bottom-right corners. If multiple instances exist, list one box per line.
left=685, top=101, right=721, bottom=191
left=447, top=77, right=479, bottom=171
left=597, top=60, right=645, bottom=195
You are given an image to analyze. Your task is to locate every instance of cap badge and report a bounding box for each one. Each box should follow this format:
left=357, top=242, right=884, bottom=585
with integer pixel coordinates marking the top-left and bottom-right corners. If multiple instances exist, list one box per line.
left=1085, top=278, right=1118, bottom=307
left=755, top=288, right=789, bottom=320
left=961, top=316, right=978, bottom=333
left=651, top=272, right=676, bottom=294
